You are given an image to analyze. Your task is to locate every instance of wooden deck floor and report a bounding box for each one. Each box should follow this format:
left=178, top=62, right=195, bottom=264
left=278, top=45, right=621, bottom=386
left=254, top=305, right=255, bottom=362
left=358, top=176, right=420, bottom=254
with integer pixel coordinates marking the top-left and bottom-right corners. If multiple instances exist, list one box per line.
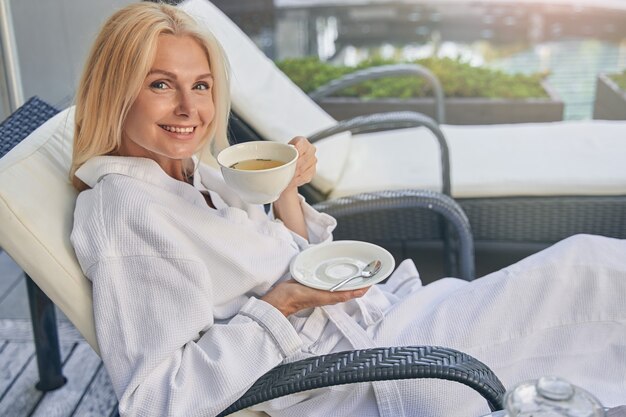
left=0, top=251, right=118, bottom=417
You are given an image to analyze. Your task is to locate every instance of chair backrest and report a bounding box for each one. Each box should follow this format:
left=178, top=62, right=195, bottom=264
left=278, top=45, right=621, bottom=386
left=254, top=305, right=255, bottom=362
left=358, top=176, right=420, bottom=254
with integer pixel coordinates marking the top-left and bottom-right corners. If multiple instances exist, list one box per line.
left=180, top=0, right=352, bottom=194
left=0, top=101, right=99, bottom=353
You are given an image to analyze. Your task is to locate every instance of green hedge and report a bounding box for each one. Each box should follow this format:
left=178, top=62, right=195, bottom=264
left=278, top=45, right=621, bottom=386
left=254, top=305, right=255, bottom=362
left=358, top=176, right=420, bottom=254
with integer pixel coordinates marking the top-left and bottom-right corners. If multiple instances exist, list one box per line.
left=276, top=57, right=550, bottom=99
left=609, top=70, right=626, bottom=91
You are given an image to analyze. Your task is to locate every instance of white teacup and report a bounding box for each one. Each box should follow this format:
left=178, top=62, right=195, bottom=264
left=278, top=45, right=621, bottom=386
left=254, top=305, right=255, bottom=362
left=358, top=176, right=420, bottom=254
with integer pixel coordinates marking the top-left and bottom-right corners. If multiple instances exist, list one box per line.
left=217, top=142, right=299, bottom=204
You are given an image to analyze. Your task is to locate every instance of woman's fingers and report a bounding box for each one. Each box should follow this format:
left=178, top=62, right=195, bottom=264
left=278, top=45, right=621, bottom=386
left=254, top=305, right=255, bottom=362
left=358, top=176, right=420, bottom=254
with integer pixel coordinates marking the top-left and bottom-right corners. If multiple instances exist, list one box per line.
left=293, top=159, right=316, bottom=187
left=287, top=136, right=317, bottom=187
left=317, top=287, right=369, bottom=304
left=289, top=137, right=316, bottom=162
left=262, top=279, right=370, bottom=316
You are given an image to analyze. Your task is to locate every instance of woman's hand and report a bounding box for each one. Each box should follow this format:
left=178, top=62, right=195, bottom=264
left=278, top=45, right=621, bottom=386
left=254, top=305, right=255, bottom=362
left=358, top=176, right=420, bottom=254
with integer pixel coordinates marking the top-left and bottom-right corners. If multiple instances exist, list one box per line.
left=261, top=280, right=369, bottom=317
left=272, top=136, right=317, bottom=239
left=284, top=136, right=317, bottom=192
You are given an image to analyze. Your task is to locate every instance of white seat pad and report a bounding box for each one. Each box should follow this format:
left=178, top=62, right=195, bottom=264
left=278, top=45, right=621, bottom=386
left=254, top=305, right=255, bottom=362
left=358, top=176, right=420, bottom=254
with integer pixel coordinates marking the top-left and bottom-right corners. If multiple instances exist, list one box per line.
left=0, top=108, right=99, bottom=350
left=330, top=120, right=626, bottom=199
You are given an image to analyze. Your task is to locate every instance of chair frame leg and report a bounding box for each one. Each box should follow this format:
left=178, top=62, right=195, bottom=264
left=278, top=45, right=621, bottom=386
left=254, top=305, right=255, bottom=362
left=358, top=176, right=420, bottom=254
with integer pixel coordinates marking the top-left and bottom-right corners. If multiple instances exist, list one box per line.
left=440, top=217, right=459, bottom=278
left=25, top=274, right=67, bottom=391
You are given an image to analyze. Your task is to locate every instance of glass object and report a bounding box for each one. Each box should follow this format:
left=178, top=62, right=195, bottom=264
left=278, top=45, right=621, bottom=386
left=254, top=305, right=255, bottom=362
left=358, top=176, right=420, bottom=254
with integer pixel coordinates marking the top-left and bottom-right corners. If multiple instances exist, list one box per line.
left=482, top=376, right=606, bottom=417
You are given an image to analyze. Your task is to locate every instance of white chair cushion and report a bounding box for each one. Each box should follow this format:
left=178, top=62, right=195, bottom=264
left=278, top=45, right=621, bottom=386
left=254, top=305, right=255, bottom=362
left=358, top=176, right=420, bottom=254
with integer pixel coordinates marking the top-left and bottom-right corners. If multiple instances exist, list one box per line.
left=329, top=126, right=442, bottom=199
left=0, top=107, right=98, bottom=352
left=329, top=120, right=626, bottom=199
left=181, top=0, right=351, bottom=194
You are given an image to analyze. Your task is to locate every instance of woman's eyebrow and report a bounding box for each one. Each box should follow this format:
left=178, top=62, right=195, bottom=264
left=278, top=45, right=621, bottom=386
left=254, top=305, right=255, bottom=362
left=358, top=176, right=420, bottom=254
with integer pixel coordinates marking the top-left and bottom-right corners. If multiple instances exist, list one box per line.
left=147, top=69, right=213, bottom=80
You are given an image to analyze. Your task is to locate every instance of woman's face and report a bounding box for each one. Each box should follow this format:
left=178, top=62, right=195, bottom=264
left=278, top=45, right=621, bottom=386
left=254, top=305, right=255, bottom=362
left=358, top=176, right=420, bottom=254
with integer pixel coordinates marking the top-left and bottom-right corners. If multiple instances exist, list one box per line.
left=120, top=34, right=215, bottom=178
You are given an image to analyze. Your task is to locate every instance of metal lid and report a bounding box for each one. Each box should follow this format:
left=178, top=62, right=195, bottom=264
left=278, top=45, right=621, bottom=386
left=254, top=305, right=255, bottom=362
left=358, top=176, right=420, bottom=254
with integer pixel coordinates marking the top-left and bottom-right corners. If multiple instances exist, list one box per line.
left=504, top=376, right=606, bottom=417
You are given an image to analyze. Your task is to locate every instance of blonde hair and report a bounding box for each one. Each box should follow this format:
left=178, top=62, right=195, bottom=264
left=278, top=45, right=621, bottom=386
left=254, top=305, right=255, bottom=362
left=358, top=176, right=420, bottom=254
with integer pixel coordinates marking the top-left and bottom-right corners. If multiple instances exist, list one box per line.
left=70, top=2, right=230, bottom=190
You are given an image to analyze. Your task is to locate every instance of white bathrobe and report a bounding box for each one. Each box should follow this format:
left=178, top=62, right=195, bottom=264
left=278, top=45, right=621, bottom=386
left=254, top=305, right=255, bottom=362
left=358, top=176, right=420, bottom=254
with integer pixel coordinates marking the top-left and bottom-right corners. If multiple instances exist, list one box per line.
left=71, top=156, right=626, bottom=417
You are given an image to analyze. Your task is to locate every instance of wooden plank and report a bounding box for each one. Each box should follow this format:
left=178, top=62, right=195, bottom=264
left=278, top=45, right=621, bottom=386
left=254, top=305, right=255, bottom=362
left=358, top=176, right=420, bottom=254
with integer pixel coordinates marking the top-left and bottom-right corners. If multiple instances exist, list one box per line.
left=0, top=341, right=35, bottom=400
left=0, top=251, right=24, bottom=299
left=31, top=342, right=101, bottom=417
left=0, top=279, right=31, bottom=319
left=0, top=342, right=73, bottom=416
left=72, top=364, right=118, bottom=417
left=0, top=251, right=24, bottom=308
left=0, top=318, right=83, bottom=342
left=0, top=271, right=22, bottom=305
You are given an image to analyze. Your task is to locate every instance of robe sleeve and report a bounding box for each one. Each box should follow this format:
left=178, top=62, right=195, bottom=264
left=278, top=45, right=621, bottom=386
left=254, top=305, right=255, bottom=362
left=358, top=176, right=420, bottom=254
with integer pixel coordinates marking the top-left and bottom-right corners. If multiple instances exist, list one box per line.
left=269, top=194, right=337, bottom=249
left=88, top=254, right=302, bottom=417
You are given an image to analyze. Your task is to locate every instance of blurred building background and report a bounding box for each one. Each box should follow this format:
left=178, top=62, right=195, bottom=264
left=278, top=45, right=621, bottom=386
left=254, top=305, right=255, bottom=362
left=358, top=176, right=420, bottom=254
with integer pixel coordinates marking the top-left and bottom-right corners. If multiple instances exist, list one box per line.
left=1, top=0, right=625, bottom=120
left=265, top=0, right=626, bottom=120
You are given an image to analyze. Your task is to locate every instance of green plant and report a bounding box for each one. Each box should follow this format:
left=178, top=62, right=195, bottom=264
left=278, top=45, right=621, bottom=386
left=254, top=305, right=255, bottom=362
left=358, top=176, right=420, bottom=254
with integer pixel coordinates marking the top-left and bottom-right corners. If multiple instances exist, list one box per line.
left=275, top=57, right=550, bottom=99
left=609, top=70, right=626, bottom=91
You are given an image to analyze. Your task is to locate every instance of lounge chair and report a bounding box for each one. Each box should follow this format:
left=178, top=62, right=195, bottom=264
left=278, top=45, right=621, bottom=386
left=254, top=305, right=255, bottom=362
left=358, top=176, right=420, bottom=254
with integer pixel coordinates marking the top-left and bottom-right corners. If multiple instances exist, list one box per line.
left=178, top=0, right=626, bottom=275
left=0, top=97, right=499, bottom=416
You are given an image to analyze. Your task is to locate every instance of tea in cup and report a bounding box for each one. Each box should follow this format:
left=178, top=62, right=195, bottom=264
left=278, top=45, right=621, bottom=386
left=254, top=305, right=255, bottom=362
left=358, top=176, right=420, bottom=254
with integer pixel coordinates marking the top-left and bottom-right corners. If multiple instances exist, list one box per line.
left=229, top=159, right=285, bottom=171
left=217, top=142, right=298, bottom=204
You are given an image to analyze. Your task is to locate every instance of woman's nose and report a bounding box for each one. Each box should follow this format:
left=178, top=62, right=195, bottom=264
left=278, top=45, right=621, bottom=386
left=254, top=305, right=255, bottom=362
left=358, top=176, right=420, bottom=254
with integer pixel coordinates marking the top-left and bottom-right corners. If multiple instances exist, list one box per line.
left=174, top=91, right=196, bottom=117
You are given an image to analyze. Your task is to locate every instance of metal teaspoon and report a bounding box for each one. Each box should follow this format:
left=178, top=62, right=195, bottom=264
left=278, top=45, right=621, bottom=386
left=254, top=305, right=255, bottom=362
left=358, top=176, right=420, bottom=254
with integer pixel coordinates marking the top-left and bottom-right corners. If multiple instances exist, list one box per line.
left=329, top=260, right=382, bottom=292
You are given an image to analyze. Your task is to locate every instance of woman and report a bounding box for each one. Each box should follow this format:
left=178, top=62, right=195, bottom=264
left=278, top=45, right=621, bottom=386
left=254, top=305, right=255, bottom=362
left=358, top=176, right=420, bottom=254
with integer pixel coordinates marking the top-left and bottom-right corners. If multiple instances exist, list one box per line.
left=70, top=3, right=626, bottom=417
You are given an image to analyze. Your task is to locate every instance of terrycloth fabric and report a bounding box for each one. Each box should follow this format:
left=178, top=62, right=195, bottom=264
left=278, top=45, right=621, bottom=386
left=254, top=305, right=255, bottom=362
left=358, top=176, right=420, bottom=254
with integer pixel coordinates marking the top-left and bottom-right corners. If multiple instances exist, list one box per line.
left=71, top=156, right=626, bottom=417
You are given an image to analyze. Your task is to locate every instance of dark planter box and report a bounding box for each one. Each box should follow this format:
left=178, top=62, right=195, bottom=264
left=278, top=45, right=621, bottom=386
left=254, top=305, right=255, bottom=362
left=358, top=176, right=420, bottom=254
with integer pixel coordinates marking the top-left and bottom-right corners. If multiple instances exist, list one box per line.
left=317, top=83, right=564, bottom=125
left=593, top=73, right=626, bottom=120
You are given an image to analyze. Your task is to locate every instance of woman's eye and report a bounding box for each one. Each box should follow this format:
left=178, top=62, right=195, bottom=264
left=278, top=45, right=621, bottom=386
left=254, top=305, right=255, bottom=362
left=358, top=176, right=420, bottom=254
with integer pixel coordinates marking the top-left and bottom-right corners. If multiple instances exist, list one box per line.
left=194, top=82, right=211, bottom=91
left=150, top=81, right=168, bottom=90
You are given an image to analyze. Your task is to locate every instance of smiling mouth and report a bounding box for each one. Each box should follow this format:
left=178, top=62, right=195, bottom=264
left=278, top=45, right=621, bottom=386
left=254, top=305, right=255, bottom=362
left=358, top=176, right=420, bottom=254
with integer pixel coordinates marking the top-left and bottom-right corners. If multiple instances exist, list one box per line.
left=160, top=125, right=196, bottom=134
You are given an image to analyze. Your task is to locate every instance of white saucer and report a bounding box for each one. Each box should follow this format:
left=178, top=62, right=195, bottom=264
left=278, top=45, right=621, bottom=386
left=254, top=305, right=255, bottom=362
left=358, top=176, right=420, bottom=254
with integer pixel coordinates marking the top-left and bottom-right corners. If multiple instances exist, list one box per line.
left=290, top=241, right=395, bottom=291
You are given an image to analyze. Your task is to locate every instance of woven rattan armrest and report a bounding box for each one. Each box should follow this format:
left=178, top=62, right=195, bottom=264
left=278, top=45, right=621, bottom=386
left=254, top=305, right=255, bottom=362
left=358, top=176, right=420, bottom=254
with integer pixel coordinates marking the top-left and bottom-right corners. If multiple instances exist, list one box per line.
left=219, top=345, right=505, bottom=416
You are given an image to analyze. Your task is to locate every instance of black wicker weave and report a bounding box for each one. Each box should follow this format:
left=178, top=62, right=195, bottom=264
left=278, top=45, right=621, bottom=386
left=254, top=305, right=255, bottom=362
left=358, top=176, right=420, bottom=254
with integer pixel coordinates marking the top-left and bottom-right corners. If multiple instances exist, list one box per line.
left=0, top=97, right=59, bottom=158
left=460, top=196, right=626, bottom=242
left=219, top=345, right=505, bottom=416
